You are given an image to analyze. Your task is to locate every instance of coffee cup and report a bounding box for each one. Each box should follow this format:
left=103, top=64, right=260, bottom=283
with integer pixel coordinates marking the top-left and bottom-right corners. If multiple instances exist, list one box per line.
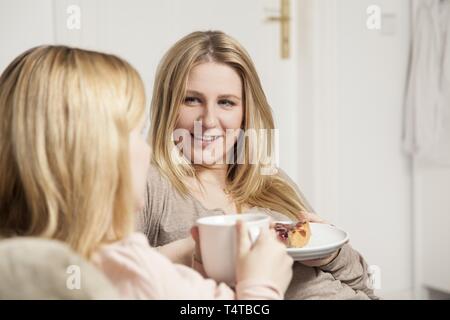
left=196, top=213, right=270, bottom=285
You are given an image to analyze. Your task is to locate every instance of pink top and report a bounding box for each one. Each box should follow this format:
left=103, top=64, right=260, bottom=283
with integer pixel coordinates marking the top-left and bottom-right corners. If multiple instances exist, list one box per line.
left=91, top=232, right=283, bottom=300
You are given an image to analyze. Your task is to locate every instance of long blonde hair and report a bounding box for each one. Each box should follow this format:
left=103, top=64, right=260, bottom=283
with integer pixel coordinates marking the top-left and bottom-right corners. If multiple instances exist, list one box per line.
left=0, top=46, right=145, bottom=257
left=150, top=31, right=308, bottom=220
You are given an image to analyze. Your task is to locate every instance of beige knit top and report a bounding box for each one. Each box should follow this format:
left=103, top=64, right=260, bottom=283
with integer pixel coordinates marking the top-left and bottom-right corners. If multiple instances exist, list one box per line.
left=137, top=165, right=378, bottom=300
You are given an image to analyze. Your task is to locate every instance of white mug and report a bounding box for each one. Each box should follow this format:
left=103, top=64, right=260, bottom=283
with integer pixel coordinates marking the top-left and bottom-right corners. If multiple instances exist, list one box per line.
left=196, top=213, right=271, bottom=286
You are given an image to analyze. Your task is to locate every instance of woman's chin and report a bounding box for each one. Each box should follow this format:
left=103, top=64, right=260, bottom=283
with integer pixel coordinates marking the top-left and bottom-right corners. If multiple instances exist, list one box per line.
left=190, top=154, right=226, bottom=166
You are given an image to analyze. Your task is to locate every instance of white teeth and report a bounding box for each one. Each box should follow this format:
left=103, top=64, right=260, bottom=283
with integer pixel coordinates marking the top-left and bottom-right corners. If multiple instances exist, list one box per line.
left=193, top=135, right=221, bottom=142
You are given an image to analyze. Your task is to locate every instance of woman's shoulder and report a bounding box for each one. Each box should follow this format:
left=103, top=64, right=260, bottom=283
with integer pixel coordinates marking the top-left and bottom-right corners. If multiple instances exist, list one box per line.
left=273, top=167, right=296, bottom=187
left=92, top=233, right=155, bottom=260
left=146, top=162, right=169, bottom=187
left=90, top=233, right=175, bottom=298
left=272, top=167, right=315, bottom=213
left=91, top=233, right=169, bottom=275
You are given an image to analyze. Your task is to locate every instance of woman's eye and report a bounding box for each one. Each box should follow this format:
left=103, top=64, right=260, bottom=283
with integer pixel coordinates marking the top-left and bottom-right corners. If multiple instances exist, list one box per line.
left=184, top=96, right=201, bottom=105
left=218, top=99, right=235, bottom=108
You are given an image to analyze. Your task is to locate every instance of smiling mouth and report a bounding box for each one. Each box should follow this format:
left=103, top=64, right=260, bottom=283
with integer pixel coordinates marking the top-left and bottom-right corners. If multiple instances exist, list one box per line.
left=191, top=133, right=223, bottom=142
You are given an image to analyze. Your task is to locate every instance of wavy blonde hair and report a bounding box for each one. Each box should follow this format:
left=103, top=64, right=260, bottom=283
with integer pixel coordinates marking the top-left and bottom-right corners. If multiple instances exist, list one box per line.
left=0, top=46, right=145, bottom=257
left=150, top=31, right=309, bottom=220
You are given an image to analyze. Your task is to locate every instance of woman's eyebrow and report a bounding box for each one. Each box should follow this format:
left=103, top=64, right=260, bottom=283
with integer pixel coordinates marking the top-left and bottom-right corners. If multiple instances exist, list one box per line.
left=218, top=94, right=241, bottom=101
left=186, top=90, right=241, bottom=101
left=185, top=90, right=205, bottom=98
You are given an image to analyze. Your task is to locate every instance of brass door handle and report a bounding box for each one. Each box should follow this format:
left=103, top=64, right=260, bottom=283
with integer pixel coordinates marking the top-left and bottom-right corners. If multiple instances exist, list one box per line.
left=265, top=0, right=290, bottom=59
left=266, top=16, right=290, bottom=22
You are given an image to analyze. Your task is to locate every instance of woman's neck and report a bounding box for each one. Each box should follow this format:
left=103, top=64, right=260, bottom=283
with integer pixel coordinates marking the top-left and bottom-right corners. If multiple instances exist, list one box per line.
left=190, top=164, right=249, bottom=213
left=193, top=164, right=228, bottom=188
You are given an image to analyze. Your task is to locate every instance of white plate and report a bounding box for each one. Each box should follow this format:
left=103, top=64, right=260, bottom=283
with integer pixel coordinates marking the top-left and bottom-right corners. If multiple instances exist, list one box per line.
left=276, top=222, right=349, bottom=261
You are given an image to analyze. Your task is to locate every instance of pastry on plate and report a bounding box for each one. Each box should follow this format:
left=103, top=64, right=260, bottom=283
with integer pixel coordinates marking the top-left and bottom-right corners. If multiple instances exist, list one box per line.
left=274, top=221, right=311, bottom=248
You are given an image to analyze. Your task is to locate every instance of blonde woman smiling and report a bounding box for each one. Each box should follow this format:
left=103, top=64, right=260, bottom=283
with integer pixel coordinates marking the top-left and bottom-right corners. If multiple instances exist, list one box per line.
left=140, top=31, right=378, bottom=300
left=0, top=45, right=293, bottom=299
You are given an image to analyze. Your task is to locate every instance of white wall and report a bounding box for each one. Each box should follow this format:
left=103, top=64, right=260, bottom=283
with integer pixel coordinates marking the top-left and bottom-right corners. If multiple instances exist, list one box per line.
left=298, top=0, right=413, bottom=297
left=415, top=162, right=450, bottom=296
left=337, top=0, right=412, bottom=297
left=409, top=0, right=450, bottom=298
left=0, top=0, right=54, bottom=72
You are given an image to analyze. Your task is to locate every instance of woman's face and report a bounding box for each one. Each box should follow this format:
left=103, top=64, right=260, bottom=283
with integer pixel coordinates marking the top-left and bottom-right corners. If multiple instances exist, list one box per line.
left=129, top=116, right=150, bottom=211
left=175, top=62, right=244, bottom=166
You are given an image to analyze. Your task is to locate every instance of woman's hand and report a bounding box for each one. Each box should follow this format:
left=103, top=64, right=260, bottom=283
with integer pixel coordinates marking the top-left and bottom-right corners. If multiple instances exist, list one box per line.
left=300, top=211, right=340, bottom=267
left=235, top=221, right=294, bottom=294
left=156, top=237, right=195, bottom=266
left=191, top=222, right=293, bottom=294
left=301, top=211, right=329, bottom=224
left=190, top=226, right=202, bottom=264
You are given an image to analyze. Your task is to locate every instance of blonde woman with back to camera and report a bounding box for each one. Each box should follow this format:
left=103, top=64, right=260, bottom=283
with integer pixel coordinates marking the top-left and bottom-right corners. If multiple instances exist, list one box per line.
left=0, top=45, right=293, bottom=299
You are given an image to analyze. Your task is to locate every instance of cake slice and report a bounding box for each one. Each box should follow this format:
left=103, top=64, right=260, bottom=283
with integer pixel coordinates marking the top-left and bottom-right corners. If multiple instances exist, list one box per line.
left=275, top=221, right=311, bottom=248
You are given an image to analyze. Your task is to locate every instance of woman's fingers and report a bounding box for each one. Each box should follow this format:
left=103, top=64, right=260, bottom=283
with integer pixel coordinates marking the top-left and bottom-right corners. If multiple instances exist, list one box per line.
left=301, top=211, right=329, bottom=224
left=190, top=226, right=199, bottom=242
left=190, top=226, right=202, bottom=261
left=253, top=227, right=273, bottom=245
left=270, top=212, right=330, bottom=225
left=236, top=220, right=252, bottom=258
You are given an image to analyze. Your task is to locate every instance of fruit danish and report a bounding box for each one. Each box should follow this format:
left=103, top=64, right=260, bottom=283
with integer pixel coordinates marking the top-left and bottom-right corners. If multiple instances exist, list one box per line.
left=275, top=221, right=311, bottom=248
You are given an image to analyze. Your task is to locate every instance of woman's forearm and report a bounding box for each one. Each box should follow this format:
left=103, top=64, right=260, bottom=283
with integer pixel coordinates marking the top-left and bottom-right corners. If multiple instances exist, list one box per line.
left=320, top=243, right=379, bottom=299
left=156, top=237, right=195, bottom=266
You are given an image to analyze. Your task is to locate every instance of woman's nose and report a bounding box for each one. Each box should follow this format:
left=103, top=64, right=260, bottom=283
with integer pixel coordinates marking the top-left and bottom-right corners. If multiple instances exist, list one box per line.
left=199, top=103, right=218, bottom=128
